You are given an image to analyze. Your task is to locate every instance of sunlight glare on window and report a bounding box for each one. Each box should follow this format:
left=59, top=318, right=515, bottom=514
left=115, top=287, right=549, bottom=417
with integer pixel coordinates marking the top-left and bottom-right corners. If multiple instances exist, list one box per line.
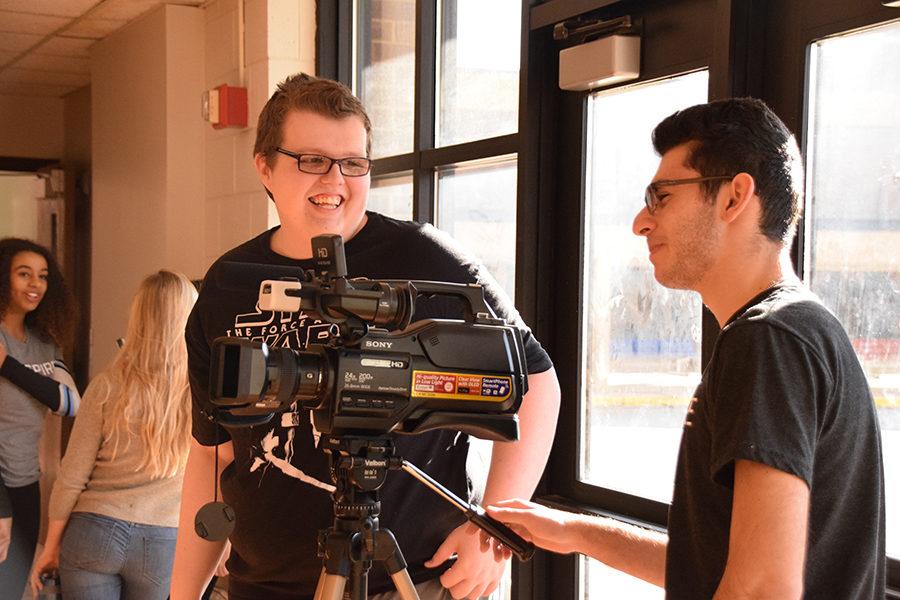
left=369, top=173, right=413, bottom=221
left=580, top=71, right=708, bottom=503
left=435, top=156, right=517, bottom=299
left=436, top=0, right=521, bottom=147
left=806, top=20, right=900, bottom=559
left=355, top=0, right=416, bottom=158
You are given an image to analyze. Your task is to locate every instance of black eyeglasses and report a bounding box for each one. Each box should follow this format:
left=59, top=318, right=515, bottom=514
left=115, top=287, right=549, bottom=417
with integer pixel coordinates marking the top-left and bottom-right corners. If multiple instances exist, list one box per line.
left=275, top=148, right=372, bottom=177
left=644, top=176, right=734, bottom=214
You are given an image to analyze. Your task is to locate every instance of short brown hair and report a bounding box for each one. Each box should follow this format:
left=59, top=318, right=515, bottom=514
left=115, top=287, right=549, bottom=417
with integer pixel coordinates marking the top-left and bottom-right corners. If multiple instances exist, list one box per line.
left=253, top=73, right=372, bottom=166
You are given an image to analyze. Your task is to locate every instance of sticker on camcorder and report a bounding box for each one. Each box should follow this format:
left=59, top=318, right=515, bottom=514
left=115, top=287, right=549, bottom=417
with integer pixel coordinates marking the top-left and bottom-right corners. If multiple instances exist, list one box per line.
left=411, top=371, right=512, bottom=402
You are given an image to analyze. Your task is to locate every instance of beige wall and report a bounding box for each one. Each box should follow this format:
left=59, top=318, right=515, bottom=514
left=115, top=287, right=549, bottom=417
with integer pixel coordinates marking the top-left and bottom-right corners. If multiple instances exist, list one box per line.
left=0, top=0, right=316, bottom=375
left=64, top=86, right=92, bottom=170
left=203, top=0, right=266, bottom=268
left=62, top=84, right=91, bottom=384
left=167, top=10, right=207, bottom=280
left=202, top=0, right=316, bottom=268
left=62, top=84, right=91, bottom=274
left=90, top=4, right=205, bottom=374
left=0, top=95, right=64, bottom=158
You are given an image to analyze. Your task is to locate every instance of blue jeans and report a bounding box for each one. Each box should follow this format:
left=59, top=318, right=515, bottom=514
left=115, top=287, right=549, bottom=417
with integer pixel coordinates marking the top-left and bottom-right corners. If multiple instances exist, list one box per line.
left=59, top=512, right=177, bottom=600
left=0, top=482, right=40, bottom=600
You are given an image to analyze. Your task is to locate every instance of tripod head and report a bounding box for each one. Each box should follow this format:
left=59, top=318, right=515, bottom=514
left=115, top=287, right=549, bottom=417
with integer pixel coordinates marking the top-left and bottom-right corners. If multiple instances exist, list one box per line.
left=314, top=434, right=534, bottom=600
left=322, top=434, right=534, bottom=559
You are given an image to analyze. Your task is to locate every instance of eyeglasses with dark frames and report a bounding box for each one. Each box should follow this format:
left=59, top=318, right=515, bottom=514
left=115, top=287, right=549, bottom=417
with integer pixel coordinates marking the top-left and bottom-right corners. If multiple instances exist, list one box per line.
left=275, top=148, right=372, bottom=177
left=644, top=175, right=734, bottom=214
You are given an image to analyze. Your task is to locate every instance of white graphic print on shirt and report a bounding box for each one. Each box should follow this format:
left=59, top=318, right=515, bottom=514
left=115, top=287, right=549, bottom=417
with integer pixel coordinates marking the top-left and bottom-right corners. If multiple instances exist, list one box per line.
left=228, top=304, right=337, bottom=492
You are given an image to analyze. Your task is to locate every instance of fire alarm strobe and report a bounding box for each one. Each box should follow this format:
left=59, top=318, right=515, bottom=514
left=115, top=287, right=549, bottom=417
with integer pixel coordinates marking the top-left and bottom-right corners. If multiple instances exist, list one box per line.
left=202, top=84, right=248, bottom=129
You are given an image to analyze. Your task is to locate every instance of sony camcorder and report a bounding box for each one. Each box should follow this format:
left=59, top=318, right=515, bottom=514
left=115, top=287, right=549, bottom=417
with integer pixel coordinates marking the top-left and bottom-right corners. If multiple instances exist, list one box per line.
left=208, top=235, right=529, bottom=442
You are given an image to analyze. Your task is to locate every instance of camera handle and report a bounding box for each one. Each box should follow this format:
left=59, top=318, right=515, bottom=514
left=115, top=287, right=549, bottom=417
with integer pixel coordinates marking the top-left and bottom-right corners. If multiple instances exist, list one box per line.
left=380, top=280, right=501, bottom=325
left=313, top=436, right=534, bottom=600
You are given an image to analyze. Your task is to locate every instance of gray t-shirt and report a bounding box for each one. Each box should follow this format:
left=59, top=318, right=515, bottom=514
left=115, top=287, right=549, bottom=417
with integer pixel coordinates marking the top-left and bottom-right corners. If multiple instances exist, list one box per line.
left=0, top=325, right=60, bottom=487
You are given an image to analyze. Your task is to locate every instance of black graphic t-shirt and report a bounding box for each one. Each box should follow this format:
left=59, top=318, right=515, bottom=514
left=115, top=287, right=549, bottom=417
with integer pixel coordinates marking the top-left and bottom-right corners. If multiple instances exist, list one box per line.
left=665, top=284, right=886, bottom=599
left=187, top=212, right=552, bottom=599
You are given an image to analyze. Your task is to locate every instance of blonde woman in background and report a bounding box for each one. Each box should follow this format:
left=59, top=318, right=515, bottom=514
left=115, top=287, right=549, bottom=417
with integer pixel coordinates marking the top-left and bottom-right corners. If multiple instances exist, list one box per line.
left=30, top=270, right=197, bottom=600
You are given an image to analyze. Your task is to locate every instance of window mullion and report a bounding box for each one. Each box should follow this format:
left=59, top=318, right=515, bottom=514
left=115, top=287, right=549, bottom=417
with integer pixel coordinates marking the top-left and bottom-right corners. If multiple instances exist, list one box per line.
left=420, top=134, right=518, bottom=169
left=412, top=0, right=438, bottom=224
left=316, top=0, right=354, bottom=83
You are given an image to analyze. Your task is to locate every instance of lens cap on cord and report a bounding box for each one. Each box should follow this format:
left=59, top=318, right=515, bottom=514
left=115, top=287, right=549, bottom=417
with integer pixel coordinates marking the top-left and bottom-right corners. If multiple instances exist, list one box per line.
left=195, top=501, right=236, bottom=541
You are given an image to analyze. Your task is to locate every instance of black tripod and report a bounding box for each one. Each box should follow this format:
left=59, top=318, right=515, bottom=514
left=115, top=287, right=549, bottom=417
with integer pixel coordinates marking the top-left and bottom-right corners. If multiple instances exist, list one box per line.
left=312, top=435, right=533, bottom=600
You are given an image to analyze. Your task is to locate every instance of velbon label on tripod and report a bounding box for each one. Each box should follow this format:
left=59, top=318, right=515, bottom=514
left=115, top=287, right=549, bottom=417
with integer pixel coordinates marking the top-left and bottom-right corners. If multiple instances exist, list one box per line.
left=411, top=370, right=512, bottom=401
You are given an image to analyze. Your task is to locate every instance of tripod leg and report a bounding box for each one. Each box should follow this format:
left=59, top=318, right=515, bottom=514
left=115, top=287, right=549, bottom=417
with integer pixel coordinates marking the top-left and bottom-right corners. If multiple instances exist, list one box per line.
left=370, top=529, right=420, bottom=600
left=388, top=569, right=420, bottom=600
left=316, top=572, right=348, bottom=600
left=313, top=568, right=326, bottom=600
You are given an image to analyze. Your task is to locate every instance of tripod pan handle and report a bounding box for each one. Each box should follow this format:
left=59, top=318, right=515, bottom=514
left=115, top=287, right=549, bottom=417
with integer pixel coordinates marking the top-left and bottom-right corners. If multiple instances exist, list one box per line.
left=398, top=460, right=534, bottom=561
left=466, top=506, right=535, bottom=562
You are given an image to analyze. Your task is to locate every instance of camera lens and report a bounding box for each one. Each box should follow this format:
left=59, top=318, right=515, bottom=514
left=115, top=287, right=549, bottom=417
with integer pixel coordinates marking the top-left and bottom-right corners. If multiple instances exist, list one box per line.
left=292, top=350, right=328, bottom=401
left=261, top=347, right=327, bottom=410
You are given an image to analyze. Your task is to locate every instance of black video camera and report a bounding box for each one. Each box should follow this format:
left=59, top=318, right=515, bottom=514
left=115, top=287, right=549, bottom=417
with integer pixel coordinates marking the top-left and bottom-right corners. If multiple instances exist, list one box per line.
left=208, top=235, right=529, bottom=442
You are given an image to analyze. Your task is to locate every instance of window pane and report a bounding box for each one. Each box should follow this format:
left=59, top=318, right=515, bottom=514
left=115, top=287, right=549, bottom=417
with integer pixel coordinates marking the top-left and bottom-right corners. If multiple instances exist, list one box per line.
left=435, top=156, right=517, bottom=299
left=581, top=71, right=708, bottom=502
left=368, top=172, right=413, bottom=221
left=581, top=556, right=663, bottom=600
left=806, top=21, right=900, bottom=558
left=436, top=0, right=520, bottom=147
left=355, top=0, right=416, bottom=158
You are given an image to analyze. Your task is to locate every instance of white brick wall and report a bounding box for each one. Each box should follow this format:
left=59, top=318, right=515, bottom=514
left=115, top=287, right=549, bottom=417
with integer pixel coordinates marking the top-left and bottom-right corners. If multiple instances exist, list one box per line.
left=201, top=0, right=316, bottom=271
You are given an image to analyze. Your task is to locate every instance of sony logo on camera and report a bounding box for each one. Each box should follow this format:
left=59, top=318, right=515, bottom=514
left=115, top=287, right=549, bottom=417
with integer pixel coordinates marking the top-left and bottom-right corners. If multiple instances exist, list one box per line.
left=364, top=340, right=394, bottom=349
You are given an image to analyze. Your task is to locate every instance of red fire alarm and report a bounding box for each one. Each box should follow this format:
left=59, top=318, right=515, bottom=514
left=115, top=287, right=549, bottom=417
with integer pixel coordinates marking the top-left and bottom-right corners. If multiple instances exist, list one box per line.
left=202, top=84, right=248, bottom=129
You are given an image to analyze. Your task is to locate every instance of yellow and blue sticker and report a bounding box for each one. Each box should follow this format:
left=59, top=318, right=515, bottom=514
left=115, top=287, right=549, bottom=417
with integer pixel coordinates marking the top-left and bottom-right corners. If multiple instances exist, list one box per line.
left=411, top=370, right=512, bottom=402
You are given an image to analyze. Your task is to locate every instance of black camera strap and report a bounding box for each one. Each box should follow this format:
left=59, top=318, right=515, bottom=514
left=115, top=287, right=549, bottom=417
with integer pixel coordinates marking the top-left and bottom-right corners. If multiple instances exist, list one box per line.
left=194, top=426, right=235, bottom=542
left=214, top=428, right=220, bottom=501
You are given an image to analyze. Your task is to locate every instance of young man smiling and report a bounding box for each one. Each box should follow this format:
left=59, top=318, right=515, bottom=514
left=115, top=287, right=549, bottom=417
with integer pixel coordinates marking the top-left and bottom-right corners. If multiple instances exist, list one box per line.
left=486, top=98, right=886, bottom=599
left=171, top=74, right=560, bottom=600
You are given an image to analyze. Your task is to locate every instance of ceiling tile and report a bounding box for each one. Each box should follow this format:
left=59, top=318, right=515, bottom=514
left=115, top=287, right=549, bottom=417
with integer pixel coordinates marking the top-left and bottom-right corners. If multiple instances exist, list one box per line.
left=64, top=17, right=127, bottom=39
left=0, top=0, right=207, bottom=98
left=0, top=0, right=100, bottom=18
left=15, top=53, right=90, bottom=73
left=37, top=36, right=95, bottom=57
left=0, top=10, right=70, bottom=35
left=0, top=80, right=79, bottom=97
left=0, top=66, right=90, bottom=87
left=90, top=0, right=161, bottom=22
left=0, top=31, right=43, bottom=54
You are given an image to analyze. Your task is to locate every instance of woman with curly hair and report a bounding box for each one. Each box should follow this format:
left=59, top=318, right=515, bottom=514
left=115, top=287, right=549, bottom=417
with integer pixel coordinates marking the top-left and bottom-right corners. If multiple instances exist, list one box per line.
left=0, top=237, right=80, bottom=598
left=30, top=270, right=196, bottom=600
